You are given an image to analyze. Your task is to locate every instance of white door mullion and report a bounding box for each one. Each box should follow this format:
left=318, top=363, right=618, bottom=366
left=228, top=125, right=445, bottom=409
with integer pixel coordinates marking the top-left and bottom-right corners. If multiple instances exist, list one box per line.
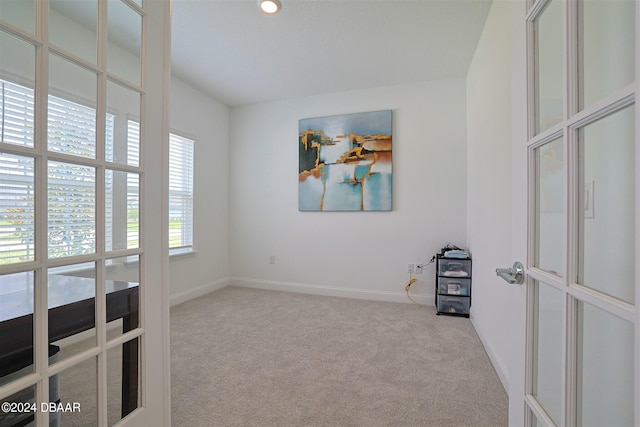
left=95, top=0, right=108, bottom=425
left=562, top=28, right=573, bottom=427
left=524, top=9, right=538, bottom=424
left=96, top=350, right=107, bottom=427
left=564, top=107, right=578, bottom=427
left=633, top=2, right=640, bottom=418
left=567, top=0, right=578, bottom=119
left=95, top=203, right=107, bottom=427
left=34, top=0, right=49, bottom=424
left=33, top=269, right=49, bottom=427
left=634, top=4, right=640, bottom=423
left=526, top=15, right=536, bottom=142
left=564, top=113, right=577, bottom=426
left=525, top=146, right=536, bottom=410
left=525, top=392, right=557, bottom=426
left=566, top=296, right=579, bottom=427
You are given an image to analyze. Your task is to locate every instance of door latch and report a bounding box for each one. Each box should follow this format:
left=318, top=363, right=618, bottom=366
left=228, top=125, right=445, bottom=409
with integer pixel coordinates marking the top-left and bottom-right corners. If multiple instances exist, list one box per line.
left=496, top=261, right=524, bottom=285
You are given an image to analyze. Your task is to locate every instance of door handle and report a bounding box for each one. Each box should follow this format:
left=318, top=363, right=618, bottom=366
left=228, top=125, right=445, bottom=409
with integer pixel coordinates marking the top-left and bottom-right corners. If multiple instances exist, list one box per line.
left=496, top=261, right=524, bottom=285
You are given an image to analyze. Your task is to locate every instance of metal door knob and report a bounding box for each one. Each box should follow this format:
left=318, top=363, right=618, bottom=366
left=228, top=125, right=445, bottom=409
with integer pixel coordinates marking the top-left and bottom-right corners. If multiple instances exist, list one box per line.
left=496, top=261, right=524, bottom=284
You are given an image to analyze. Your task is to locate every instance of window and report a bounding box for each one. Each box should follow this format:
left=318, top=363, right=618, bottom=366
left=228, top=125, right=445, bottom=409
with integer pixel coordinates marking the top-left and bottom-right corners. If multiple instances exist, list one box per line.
left=168, top=132, right=194, bottom=253
left=47, top=160, right=96, bottom=258
left=0, top=79, right=121, bottom=263
left=105, top=120, right=140, bottom=252
left=0, top=80, right=36, bottom=264
left=0, top=80, right=35, bottom=147
left=1, top=80, right=183, bottom=263
left=0, top=153, right=35, bottom=264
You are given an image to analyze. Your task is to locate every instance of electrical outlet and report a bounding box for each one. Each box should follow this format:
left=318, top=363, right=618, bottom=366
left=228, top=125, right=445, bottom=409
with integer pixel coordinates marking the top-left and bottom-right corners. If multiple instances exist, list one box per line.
left=415, top=264, right=423, bottom=274
left=407, top=263, right=414, bottom=273
left=269, top=255, right=276, bottom=264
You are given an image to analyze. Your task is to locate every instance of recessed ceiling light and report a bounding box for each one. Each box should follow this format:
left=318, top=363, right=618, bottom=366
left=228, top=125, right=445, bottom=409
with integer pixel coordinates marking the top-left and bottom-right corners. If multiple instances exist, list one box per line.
left=259, top=0, right=282, bottom=14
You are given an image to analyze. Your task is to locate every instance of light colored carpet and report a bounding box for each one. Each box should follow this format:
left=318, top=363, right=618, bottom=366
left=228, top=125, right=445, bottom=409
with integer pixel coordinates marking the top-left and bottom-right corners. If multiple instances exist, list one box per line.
left=171, top=286, right=508, bottom=427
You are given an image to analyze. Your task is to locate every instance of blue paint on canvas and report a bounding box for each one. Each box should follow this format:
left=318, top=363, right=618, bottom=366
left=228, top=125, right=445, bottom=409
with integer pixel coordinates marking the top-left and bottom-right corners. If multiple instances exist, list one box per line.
left=299, top=110, right=392, bottom=211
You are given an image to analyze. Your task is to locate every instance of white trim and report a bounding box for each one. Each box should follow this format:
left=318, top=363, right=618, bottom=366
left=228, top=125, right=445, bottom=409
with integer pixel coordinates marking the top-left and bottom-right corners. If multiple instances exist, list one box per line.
left=169, top=277, right=230, bottom=307
left=568, top=88, right=635, bottom=131
left=231, top=277, right=434, bottom=306
left=566, top=283, right=635, bottom=323
left=525, top=393, right=557, bottom=426
left=158, top=1, right=173, bottom=424
left=33, top=5, right=49, bottom=422
left=635, top=3, right=640, bottom=424
left=169, top=247, right=196, bottom=258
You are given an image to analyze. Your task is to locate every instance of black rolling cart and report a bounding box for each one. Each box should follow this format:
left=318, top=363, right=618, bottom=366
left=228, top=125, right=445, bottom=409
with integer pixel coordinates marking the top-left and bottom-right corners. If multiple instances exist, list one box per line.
left=435, top=253, right=472, bottom=317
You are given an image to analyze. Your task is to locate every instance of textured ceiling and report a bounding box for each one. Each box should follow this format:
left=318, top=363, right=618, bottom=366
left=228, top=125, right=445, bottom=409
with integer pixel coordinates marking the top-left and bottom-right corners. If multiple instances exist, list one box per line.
left=171, top=0, right=493, bottom=107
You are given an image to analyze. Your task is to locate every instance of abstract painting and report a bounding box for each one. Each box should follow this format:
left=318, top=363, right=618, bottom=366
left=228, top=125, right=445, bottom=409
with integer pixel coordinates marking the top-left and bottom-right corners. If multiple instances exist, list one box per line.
left=299, top=110, right=392, bottom=211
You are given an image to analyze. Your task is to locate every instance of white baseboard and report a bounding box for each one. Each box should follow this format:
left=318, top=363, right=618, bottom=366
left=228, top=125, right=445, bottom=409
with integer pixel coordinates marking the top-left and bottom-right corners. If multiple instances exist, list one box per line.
left=169, top=277, right=231, bottom=307
left=470, top=313, right=510, bottom=394
left=230, top=277, right=435, bottom=306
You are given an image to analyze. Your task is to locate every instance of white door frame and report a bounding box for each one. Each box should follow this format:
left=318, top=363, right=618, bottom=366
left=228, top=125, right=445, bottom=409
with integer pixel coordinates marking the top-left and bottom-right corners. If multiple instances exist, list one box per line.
left=134, top=0, right=172, bottom=425
left=509, top=1, right=530, bottom=425
left=510, top=0, right=640, bottom=426
left=0, top=0, right=171, bottom=424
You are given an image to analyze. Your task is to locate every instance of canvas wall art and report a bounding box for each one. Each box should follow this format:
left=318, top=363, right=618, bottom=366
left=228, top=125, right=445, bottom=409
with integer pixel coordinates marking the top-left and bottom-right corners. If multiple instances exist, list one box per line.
left=298, top=110, right=392, bottom=211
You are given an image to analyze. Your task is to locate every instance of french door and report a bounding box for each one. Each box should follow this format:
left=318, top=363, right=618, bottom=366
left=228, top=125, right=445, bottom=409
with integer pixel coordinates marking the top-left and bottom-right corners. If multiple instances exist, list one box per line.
left=522, top=0, right=638, bottom=426
left=0, top=0, right=170, bottom=425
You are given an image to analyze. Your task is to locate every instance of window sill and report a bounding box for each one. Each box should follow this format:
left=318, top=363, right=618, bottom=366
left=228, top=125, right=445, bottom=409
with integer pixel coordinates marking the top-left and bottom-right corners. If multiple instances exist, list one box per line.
left=169, top=248, right=196, bottom=258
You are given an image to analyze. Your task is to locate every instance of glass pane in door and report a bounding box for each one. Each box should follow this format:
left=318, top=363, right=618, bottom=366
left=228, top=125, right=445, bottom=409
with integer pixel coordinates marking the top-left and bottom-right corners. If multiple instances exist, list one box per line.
left=0, top=272, right=35, bottom=383
left=534, top=137, right=564, bottom=277
left=577, top=300, right=634, bottom=426
left=0, top=384, right=36, bottom=427
left=0, top=154, right=35, bottom=264
left=106, top=81, right=141, bottom=166
left=107, top=337, right=140, bottom=425
left=0, top=30, right=36, bottom=148
left=529, top=410, right=546, bottom=427
left=48, top=54, right=98, bottom=159
left=107, top=0, right=142, bottom=86
left=48, top=263, right=97, bottom=364
left=56, top=356, right=98, bottom=426
left=578, top=105, right=635, bottom=304
left=49, top=0, right=98, bottom=64
left=580, top=0, right=635, bottom=109
left=105, top=255, right=139, bottom=342
left=533, top=281, right=563, bottom=425
left=0, top=0, right=35, bottom=34
left=534, top=0, right=564, bottom=134
left=47, top=161, right=96, bottom=258
left=105, top=171, right=139, bottom=252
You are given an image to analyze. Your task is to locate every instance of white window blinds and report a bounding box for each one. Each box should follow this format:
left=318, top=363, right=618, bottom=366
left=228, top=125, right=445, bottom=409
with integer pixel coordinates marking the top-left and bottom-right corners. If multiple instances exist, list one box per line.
left=105, top=120, right=139, bottom=252
left=0, top=80, right=35, bottom=147
left=0, top=154, right=35, bottom=264
left=46, top=93, right=101, bottom=258
left=47, top=160, right=96, bottom=258
left=47, top=95, right=97, bottom=158
left=126, top=121, right=140, bottom=249
left=0, top=79, right=115, bottom=264
left=1, top=78, right=177, bottom=263
left=168, top=133, right=194, bottom=251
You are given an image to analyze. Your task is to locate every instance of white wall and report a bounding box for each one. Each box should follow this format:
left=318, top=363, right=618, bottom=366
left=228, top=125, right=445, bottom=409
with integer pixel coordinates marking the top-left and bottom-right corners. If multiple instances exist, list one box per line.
left=465, top=0, right=514, bottom=392
left=168, top=78, right=231, bottom=304
left=228, top=80, right=467, bottom=303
